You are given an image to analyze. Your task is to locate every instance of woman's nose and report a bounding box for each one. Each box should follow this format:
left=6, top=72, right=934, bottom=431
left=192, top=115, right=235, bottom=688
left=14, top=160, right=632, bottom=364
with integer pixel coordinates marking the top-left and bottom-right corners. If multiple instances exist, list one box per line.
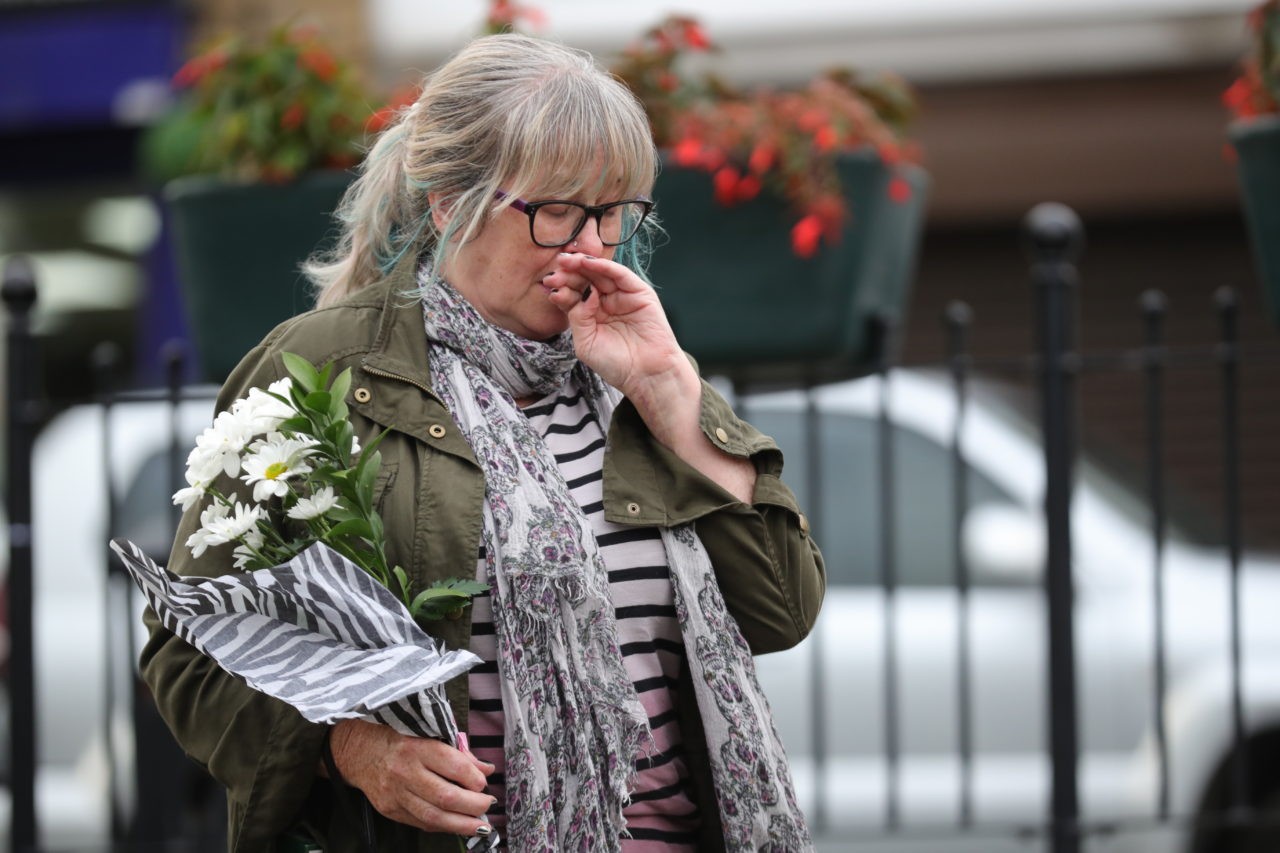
left=573, top=215, right=606, bottom=253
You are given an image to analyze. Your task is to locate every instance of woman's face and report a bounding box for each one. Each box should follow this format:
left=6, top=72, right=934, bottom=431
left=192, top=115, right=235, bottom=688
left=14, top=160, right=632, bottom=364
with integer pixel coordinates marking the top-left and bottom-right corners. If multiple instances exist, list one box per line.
left=437, top=189, right=619, bottom=341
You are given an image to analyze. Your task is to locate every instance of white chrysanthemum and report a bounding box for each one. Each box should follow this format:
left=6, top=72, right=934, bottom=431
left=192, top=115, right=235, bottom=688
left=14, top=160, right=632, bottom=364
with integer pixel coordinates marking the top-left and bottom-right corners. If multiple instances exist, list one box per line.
left=231, top=527, right=266, bottom=569
left=202, top=502, right=264, bottom=546
left=233, top=378, right=295, bottom=434
left=171, top=482, right=207, bottom=512
left=287, top=486, right=342, bottom=521
left=187, top=410, right=258, bottom=481
left=185, top=502, right=230, bottom=558
left=241, top=433, right=316, bottom=502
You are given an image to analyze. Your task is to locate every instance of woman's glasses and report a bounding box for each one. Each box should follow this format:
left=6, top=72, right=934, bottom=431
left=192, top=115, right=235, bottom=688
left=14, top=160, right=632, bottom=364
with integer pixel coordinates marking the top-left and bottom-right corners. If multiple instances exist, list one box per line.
left=497, top=191, right=653, bottom=248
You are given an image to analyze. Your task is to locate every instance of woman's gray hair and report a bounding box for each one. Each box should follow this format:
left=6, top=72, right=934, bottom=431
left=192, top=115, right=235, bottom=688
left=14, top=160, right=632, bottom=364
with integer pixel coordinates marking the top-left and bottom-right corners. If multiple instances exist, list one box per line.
left=306, top=33, right=659, bottom=308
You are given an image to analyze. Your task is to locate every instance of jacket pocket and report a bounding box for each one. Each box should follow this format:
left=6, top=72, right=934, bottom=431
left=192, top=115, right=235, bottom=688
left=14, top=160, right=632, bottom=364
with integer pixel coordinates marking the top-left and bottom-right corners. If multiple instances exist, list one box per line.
left=372, top=461, right=399, bottom=517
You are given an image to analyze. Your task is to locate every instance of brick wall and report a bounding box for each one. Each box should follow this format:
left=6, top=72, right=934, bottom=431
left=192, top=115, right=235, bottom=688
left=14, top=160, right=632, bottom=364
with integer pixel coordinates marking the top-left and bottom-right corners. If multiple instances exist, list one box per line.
left=186, top=0, right=372, bottom=74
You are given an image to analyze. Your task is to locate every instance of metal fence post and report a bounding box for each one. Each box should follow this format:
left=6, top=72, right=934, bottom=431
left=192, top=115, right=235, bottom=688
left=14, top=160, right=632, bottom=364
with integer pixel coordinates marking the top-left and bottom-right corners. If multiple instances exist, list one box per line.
left=4, top=255, right=40, bottom=853
left=1025, top=203, right=1084, bottom=853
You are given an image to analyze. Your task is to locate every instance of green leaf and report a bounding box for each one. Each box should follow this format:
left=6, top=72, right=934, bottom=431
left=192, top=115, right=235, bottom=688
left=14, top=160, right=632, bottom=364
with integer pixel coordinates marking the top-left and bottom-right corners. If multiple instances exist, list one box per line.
left=326, top=518, right=374, bottom=541
left=392, top=566, right=411, bottom=598
left=324, top=419, right=353, bottom=451
left=277, top=415, right=311, bottom=434
left=303, top=390, right=332, bottom=414
left=328, top=368, right=352, bottom=418
left=282, top=352, right=321, bottom=393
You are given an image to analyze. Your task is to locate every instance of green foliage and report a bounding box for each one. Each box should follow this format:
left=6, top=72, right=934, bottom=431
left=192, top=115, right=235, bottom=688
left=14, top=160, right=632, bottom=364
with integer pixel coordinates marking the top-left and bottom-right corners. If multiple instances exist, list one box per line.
left=142, top=24, right=378, bottom=184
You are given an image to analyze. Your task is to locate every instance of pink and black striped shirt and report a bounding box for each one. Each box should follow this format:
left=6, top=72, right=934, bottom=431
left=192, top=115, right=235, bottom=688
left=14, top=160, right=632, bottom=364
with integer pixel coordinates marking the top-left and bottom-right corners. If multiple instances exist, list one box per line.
left=466, top=384, right=701, bottom=849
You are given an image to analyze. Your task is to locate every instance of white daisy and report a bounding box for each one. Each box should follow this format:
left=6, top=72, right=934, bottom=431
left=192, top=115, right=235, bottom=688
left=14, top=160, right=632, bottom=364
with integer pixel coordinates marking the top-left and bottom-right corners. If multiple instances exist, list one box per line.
left=202, top=502, right=264, bottom=546
left=233, top=378, right=295, bottom=434
left=185, top=502, right=230, bottom=558
left=231, top=527, right=266, bottom=569
left=287, top=486, right=342, bottom=521
left=188, top=409, right=258, bottom=481
left=241, top=433, right=316, bottom=502
left=171, top=482, right=207, bottom=512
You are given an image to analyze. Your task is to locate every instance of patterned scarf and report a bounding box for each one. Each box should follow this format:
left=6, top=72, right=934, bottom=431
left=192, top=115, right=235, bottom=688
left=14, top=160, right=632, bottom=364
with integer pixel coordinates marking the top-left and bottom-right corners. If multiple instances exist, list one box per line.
left=420, top=268, right=812, bottom=852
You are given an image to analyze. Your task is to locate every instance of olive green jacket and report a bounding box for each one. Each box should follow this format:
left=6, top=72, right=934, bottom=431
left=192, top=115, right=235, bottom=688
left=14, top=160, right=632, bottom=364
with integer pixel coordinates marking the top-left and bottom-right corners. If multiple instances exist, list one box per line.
left=139, top=257, right=826, bottom=852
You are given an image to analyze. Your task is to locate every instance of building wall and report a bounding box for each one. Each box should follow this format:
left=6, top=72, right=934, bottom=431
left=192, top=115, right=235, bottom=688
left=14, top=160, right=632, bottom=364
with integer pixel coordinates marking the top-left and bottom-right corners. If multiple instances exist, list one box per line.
left=186, top=0, right=371, bottom=72
left=903, top=65, right=1279, bottom=548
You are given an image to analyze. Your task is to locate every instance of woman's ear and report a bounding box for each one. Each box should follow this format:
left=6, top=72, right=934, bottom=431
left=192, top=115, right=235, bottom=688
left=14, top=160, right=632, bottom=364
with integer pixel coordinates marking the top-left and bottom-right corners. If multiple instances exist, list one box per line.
left=427, top=192, right=450, bottom=232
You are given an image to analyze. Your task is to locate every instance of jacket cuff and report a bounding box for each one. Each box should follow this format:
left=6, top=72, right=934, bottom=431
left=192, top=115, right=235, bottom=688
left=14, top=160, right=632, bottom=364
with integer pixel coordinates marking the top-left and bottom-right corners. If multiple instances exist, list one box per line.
left=603, top=382, right=797, bottom=526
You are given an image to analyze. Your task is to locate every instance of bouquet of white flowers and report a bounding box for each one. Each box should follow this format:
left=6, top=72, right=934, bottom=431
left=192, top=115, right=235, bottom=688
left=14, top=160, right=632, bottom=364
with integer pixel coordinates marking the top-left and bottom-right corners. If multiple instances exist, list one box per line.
left=172, top=352, right=484, bottom=620
left=112, top=353, right=496, bottom=850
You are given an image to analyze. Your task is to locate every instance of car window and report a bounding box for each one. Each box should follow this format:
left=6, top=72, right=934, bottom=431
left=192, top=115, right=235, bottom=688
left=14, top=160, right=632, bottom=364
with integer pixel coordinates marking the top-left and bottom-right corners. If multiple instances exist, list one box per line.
left=746, top=408, right=1020, bottom=588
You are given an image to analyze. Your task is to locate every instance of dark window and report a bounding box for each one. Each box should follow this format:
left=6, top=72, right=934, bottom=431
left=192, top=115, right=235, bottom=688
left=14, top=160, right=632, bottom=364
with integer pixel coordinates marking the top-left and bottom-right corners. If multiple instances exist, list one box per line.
left=747, top=407, right=1018, bottom=587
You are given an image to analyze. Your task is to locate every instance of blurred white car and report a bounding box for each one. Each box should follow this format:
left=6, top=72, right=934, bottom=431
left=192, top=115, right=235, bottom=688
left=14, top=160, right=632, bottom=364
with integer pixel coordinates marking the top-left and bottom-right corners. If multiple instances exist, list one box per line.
left=6, top=370, right=1280, bottom=853
left=746, top=371, right=1280, bottom=853
left=0, top=389, right=218, bottom=851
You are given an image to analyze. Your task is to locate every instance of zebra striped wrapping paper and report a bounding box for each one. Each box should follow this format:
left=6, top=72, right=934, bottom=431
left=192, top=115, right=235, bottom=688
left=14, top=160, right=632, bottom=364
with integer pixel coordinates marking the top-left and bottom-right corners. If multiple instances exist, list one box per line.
left=110, top=538, right=483, bottom=742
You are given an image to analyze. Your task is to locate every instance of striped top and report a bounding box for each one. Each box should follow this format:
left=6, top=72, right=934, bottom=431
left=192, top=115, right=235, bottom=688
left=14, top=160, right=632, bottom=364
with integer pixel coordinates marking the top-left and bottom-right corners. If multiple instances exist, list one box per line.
left=466, top=384, right=701, bottom=849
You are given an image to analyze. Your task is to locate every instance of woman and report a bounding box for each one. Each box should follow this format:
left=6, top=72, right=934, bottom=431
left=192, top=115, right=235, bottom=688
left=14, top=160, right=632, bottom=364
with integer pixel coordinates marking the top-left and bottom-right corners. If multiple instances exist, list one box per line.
left=143, top=32, right=825, bottom=852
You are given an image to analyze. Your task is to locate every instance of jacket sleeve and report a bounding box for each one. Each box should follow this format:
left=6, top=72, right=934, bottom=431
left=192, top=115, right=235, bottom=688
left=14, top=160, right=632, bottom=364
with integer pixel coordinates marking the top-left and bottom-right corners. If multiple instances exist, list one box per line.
left=138, top=339, right=329, bottom=850
left=603, top=379, right=826, bottom=655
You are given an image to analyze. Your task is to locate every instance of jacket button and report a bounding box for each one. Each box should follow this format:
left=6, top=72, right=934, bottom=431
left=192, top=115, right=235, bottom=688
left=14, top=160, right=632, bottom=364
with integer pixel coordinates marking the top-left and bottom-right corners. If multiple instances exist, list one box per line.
left=626, top=502, right=641, bottom=516
left=428, top=424, right=447, bottom=439
left=354, top=387, right=372, bottom=404
left=714, top=426, right=729, bottom=444
left=798, top=513, right=810, bottom=535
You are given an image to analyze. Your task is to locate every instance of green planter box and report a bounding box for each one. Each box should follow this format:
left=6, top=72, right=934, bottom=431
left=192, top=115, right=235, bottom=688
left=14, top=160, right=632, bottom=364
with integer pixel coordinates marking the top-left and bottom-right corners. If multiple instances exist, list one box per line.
left=648, top=149, right=929, bottom=387
left=1231, top=116, right=1280, bottom=329
left=165, top=171, right=353, bottom=381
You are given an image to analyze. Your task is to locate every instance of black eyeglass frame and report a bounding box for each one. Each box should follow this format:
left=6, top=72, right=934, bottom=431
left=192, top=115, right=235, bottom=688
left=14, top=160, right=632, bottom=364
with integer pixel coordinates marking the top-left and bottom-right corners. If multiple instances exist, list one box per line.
left=496, top=190, right=654, bottom=248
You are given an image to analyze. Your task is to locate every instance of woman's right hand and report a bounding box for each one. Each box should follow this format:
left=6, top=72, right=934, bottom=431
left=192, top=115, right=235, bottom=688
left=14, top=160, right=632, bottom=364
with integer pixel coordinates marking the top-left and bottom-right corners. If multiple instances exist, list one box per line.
left=327, top=718, right=496, bottom=835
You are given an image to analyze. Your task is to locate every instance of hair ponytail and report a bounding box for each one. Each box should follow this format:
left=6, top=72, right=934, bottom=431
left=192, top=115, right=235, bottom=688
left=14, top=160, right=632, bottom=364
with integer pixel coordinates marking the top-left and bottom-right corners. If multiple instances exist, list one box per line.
left=305, top=114, right=428, bottom=308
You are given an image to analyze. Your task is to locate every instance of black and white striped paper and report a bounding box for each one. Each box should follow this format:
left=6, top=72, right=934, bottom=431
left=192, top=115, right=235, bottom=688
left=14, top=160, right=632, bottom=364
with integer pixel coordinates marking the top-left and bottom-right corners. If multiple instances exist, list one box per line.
left=111, top=539, right=480, bottom=741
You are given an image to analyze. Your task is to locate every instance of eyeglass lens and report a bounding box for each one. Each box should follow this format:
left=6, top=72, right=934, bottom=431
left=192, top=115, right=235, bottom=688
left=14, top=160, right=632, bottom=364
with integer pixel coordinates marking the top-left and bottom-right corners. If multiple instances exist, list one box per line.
left=531, top=202, right=649, bottom=247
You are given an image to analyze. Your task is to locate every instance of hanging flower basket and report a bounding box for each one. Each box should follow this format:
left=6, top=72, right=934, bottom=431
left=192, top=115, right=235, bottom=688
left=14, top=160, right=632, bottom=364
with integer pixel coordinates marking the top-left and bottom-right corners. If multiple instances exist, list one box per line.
left=1229, top=116, right=1280, bottom=328
left=648, top=148, right=928, bottom=387
left=164, top=171, right=353, bottom=380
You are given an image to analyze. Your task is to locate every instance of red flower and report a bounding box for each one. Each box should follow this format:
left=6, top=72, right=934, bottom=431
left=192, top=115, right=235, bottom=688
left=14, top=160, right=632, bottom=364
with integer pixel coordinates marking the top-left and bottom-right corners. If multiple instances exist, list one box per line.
left=736, top=174, right=762, bottom=202
left=747, top=142, right=776, bottom=175
left=658, top=71, right=680, bottom=93
left=790, top=214, right=824, bottom=258
left=172, top=57, right=204, bottom=89
left=888, top=176, right=912, bottom=204
left=1223, top=77, right=1257, bottom=117
left=280, top=102, right=306, bottom=131
left=171, top=50, right=227, bottom=89
left=682, top=21, right=711, bottom=50
left=672, top=138, right=704, bottom=167
left=713, top=166, right=741, bottom=206
left=300, top=48, right=337, bottom=82
left=814, top=125, right=838, bottom=152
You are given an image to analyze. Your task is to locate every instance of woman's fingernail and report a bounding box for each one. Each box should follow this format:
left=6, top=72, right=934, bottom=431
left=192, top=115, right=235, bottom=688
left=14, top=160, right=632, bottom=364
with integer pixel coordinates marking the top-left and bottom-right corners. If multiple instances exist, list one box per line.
left=456, top=733, right=470, bottom=753
left=476, top=824, right=492, bottom=836
left=582, top=285, right=592, bottom=301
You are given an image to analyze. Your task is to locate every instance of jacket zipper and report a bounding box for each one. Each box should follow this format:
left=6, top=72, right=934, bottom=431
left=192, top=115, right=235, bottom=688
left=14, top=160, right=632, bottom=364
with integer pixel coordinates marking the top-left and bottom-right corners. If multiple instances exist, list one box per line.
left=361, top=362, right=443, bottom=404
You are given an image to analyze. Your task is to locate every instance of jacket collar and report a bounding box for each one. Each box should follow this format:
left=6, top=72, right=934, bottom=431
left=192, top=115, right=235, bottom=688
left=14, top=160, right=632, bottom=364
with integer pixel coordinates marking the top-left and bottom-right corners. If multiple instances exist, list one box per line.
left=362, top=250, right=436, bottom=389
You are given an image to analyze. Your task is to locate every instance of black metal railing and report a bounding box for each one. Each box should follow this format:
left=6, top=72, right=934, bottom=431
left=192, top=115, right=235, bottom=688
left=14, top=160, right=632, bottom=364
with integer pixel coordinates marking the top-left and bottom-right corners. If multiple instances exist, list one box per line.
left=6, top=201, right=1280, bottom=852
